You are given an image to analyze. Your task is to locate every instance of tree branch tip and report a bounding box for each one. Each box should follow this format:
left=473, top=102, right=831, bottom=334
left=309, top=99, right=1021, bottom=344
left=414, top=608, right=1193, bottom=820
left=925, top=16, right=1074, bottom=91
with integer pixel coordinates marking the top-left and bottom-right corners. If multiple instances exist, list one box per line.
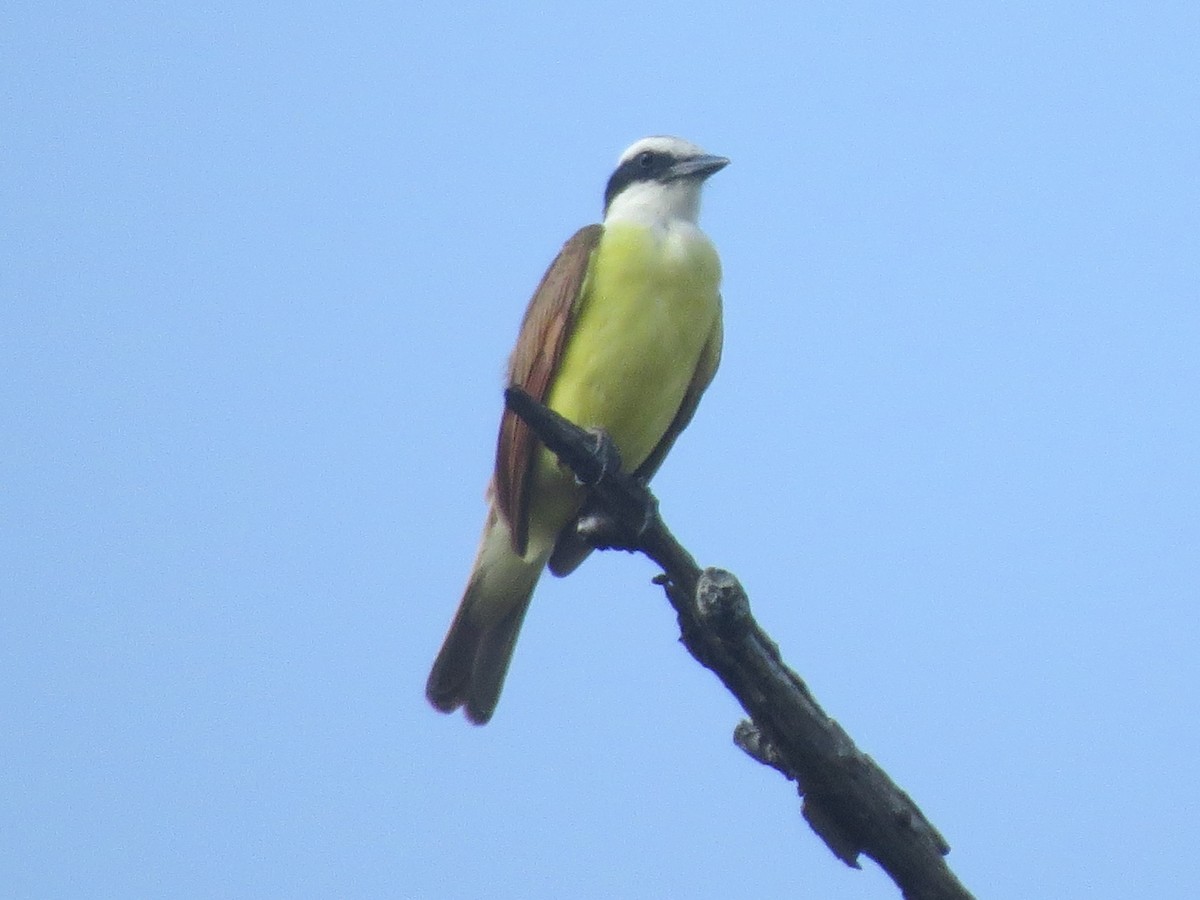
left=503, top=385, right=618, bottom=487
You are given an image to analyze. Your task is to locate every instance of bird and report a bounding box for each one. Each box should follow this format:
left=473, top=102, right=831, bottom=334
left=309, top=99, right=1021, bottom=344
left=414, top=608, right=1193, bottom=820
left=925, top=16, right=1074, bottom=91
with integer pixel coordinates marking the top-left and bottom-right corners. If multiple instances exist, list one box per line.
left=426, top=135, right=728, bottom=724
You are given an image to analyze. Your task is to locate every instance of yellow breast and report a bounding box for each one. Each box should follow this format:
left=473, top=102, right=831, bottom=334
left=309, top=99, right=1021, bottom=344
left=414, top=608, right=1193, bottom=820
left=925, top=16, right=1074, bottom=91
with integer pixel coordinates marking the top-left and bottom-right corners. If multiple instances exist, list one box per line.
left=530, top=221, right=720, bottom=516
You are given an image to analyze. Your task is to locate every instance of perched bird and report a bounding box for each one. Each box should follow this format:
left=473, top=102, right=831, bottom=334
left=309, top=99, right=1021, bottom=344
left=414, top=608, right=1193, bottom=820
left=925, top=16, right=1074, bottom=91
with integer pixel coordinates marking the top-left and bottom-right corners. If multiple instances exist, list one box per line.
left=427, top=135, right=728, bottom=724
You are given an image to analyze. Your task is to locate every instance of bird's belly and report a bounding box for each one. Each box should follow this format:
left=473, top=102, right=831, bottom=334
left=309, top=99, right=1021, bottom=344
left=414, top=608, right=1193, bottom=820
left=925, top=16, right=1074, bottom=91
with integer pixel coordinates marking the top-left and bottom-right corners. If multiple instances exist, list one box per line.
left=545, top=226, right=720, bottom=474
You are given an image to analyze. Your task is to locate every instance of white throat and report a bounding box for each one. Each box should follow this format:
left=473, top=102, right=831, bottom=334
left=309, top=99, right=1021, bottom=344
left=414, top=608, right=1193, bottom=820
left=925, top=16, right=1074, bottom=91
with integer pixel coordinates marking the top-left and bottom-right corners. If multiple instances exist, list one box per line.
left=603, top=179, right=703, bottom=229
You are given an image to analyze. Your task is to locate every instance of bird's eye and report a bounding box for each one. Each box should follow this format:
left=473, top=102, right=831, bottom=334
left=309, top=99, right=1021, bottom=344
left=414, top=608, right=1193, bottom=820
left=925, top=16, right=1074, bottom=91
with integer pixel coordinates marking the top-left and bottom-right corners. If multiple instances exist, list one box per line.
left=637, top=150, right=656, bottom=169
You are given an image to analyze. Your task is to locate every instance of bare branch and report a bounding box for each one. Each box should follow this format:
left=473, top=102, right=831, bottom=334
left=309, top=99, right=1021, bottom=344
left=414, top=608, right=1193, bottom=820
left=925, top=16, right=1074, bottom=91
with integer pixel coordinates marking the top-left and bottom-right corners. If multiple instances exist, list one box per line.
left=504, top=386, right=975, bottom=900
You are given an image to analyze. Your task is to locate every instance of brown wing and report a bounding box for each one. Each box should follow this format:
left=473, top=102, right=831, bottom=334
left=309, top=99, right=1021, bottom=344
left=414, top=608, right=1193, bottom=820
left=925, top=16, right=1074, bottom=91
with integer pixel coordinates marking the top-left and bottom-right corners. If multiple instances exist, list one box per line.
left=547, top=303, right=723, bottom=577
left=494, top=224, right=603, bottom=557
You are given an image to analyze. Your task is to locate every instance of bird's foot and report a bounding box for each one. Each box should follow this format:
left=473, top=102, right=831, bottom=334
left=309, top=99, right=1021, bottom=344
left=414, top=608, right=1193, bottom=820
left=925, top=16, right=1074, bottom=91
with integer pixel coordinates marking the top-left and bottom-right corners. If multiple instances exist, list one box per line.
left=575, top=479, right=658, bottom=553
left=577, top=427, right=624, bottom=486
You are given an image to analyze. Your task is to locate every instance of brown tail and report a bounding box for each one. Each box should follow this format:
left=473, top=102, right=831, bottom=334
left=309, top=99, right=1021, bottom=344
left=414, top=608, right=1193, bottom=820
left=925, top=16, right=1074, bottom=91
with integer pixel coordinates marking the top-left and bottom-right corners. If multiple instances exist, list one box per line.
left=425, top=590, right=532, bottom=725
left=426, top=515, right=542, bottom=724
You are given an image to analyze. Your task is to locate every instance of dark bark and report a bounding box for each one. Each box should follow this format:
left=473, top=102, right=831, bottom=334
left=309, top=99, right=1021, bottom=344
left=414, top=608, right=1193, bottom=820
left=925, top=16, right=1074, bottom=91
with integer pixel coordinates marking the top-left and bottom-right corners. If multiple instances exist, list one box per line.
left=505, top=386, right=974, bottom=900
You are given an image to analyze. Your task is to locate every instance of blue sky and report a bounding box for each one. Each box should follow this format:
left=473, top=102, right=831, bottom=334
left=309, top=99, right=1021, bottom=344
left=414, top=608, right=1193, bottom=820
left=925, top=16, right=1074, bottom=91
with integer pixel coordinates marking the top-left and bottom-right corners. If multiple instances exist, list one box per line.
left=4, top=3, right=1198, bottom=897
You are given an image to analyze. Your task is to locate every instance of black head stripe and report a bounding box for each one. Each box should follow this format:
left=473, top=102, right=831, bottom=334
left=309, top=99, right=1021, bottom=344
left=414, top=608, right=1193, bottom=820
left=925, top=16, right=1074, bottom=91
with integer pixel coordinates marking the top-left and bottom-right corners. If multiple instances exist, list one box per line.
left=603, top=149, right=677, bottom=212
